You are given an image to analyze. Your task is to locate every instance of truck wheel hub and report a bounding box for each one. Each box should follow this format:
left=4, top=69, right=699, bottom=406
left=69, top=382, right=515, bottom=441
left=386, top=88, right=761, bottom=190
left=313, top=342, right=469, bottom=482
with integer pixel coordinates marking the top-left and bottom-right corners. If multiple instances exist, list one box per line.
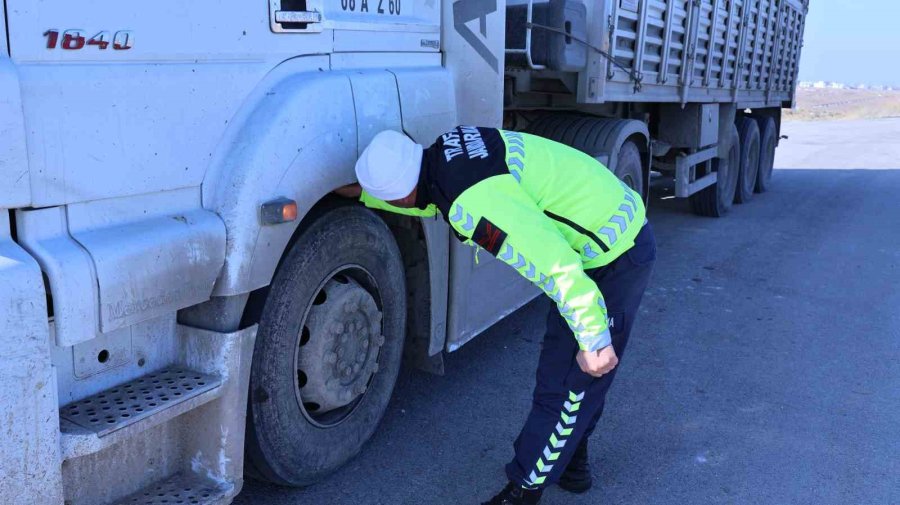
left=296, top=275, right=384, bottom=415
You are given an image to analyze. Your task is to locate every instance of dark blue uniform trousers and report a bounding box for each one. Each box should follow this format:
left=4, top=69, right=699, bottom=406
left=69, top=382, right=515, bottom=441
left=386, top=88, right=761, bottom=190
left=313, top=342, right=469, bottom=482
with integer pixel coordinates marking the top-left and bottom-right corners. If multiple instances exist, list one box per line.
left=505, top=223, right=657, bottom=489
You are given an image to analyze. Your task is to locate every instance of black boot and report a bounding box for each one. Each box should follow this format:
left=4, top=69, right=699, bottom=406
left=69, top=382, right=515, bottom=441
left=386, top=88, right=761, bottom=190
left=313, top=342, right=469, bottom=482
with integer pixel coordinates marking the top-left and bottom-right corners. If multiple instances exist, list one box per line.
left=481, top=482, right=543, bottom=505
left=558, top=440, right=592, bottom=493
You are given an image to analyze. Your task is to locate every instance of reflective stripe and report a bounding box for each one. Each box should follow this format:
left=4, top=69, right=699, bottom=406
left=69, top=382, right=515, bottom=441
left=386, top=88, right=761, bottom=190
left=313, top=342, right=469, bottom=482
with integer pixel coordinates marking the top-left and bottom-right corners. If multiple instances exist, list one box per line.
left=595, top=191, right=639, bottom=247
left=497, top=242, right=602, bottom=347
left=449, top=204, right=475, bottom=232
left=609, top=214, right=628, bottom=234
left=524, top=263, right=536, bottom=280
left=543, top=277, right=556, bottom=293
left=618, top=202, right=635, bottom=222
left=623, top=190, right=638, bottom=212
left=505, top=131, right=526, bottom=184
left=598, top=225, right=618, bottom=246
left=619, top=180, right=639, bottom=212
left=523, top=390, right=584, bottom=488
left=547, top=289, right=562, bottom=304
left=511, top=253, right=527, bottom=269
left=526, top=471, right=546, bottom=487
left=547, top=186, right=642, bottom=261
left=585, top=182, right=642, bottom=251
left=577, top=327, right=612, bottom=352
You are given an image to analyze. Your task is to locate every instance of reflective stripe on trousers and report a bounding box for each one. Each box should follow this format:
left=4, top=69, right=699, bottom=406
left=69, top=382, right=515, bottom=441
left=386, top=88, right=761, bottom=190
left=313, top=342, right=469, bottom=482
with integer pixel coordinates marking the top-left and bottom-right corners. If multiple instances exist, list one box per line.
left=504, top=223, right=656, bottom=489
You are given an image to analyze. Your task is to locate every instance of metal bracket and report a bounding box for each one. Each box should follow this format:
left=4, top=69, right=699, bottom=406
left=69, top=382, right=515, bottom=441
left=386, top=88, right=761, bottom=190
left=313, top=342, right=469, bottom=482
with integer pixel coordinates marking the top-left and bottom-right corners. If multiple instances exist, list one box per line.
left=505, top=0, right=547, bottom=70
left=674, top=146, right=718, bottom=198
left=269, top=0, right=325, bottom=33
left=274, top=10, right=323, bottom=24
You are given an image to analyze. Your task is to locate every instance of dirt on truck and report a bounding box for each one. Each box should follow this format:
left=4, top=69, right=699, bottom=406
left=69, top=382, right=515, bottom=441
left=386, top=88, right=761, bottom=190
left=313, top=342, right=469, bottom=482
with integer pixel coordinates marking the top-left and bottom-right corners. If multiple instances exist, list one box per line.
left=0, top=0, right=806, bottom=503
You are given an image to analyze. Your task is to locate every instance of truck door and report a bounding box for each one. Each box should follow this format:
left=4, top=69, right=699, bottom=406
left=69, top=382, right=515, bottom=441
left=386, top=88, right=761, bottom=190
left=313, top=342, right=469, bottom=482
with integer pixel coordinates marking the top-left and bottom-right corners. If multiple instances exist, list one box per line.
left=441, top=0, right=540, bottom=351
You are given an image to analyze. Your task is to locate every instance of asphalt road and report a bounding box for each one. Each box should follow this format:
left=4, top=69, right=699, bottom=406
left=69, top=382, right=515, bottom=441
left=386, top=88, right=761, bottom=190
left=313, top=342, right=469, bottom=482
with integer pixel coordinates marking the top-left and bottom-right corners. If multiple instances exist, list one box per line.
left=236, top=118, right=900, bottom=505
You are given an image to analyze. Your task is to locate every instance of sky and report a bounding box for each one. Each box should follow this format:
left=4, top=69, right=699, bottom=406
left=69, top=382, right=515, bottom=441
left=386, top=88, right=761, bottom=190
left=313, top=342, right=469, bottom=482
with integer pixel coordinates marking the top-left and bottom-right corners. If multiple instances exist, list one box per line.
left=798, top=1, right=900, bottom=86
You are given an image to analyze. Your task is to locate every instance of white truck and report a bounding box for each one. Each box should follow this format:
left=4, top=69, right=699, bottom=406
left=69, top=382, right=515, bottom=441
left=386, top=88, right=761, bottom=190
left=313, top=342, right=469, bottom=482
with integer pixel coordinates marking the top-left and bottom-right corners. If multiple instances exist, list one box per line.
left=0, top=0, right=806, bottom=503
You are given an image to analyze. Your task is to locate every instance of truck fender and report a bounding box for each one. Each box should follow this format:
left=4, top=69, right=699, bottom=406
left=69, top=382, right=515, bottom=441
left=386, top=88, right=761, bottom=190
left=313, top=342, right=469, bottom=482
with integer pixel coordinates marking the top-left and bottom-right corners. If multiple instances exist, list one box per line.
left=203, top=56, right=459, bottom=371
left=600, top=120, right=651, bottom=192
left=203, top=56, right=358, bottom=297
left=204, top=60, right=457, bottom=371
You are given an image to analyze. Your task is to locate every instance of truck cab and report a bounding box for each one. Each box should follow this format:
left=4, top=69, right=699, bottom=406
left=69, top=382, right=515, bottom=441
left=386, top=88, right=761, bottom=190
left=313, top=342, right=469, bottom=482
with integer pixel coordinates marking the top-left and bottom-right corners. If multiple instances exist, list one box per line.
left=0, top=0, right=806, bottom=503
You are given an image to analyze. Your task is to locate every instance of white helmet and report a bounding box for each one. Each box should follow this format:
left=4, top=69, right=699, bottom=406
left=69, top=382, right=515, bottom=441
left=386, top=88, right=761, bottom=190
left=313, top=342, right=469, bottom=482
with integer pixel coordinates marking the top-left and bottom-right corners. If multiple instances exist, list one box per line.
left=355, top=130, right=423, bottom=201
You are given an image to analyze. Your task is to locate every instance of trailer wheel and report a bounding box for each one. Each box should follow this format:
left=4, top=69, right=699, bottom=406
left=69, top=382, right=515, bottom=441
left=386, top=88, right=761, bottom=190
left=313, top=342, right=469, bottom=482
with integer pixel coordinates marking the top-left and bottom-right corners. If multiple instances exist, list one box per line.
left=524, top=114, right=649, bottom=198
left=734, top=117, right=760, bottom=204
left=690, top=124, right=740, bottom=217
left=615, top=140, right=644, bottom=197
left=755, top=117, right=777, bottom=193
left=246, top=205, right=406, bottom=487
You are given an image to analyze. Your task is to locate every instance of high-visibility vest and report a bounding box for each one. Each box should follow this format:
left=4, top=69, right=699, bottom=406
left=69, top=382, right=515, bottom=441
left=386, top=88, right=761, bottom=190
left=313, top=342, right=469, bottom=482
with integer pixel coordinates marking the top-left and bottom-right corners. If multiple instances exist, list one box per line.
left=361, top=126, right=647, bottom=352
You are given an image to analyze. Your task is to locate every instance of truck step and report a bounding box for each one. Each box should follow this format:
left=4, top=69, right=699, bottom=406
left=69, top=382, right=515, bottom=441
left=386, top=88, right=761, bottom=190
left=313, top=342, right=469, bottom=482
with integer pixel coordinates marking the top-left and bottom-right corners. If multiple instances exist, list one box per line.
left=60, top=367, right=222, bottom=459
left=113, top=472, right=231, bottom=505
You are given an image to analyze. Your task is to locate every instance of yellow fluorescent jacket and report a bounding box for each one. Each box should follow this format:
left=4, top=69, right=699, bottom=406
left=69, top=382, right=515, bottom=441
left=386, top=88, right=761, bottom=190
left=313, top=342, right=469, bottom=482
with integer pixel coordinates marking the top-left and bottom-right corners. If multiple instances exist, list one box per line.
left=360, top=126, right=647, bottom=352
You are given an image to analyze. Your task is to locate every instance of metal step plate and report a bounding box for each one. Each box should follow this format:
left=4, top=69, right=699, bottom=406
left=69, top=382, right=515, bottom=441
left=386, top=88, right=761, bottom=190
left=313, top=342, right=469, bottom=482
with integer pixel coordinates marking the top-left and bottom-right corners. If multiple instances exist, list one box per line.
left=114, top=472, right=229, bottom=505
left=60, top=368, right=221, bottom=437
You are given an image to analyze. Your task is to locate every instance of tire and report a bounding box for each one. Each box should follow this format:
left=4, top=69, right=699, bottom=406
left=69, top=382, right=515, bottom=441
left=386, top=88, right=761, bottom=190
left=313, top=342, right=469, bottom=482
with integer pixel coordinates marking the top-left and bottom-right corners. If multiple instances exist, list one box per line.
left=734, top=117, right=760, bottom=204
left=690, top=124, right=740, bottom=217
left=524, top=114, right=647, bottom=197
left=245, top=205, right=407, bottom=487
left=755, top=117, right=777, bottom=193
left=614, top=140, right=644, bottom=197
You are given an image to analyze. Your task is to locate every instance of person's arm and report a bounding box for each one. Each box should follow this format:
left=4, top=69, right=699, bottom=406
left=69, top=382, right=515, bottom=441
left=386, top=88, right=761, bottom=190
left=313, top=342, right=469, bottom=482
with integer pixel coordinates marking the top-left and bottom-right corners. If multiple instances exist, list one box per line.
left=359, top=190, right=438, bottom=218
left=334, top=183, right=439, bottom=218
left=334, top=183, right=362, bottom=198
left=482, top=205, right=618, bottom=376
left=499, top=216, right=612, bottom=353
left=454, top=188, right=612, bottom=354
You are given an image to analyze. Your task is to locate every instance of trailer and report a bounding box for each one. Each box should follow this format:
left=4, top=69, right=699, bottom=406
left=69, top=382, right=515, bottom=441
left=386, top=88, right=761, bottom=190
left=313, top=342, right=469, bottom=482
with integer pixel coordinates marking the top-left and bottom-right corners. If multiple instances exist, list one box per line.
left=503, top=0, right=807, bottom=214
left=0, top=0, right=806, bottom=503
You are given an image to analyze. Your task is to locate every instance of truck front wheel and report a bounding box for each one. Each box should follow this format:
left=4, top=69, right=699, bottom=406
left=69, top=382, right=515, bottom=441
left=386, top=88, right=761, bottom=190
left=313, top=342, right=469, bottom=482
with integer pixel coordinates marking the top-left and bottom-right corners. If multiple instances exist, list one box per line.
left=246, top=205, right=407, bottom=487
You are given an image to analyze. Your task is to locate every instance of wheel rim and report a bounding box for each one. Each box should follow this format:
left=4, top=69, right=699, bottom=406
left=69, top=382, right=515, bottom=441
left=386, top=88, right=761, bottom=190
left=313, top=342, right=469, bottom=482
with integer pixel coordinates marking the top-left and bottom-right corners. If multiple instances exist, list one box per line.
left=620, top=173, right=637, bottom=191
left=292, top=265, right=385, bottom=428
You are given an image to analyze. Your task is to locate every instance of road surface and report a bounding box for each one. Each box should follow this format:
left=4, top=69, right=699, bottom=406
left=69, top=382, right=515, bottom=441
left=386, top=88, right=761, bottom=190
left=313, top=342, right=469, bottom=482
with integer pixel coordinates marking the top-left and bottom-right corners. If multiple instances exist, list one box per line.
left=236, top=118, right=900, bottom=505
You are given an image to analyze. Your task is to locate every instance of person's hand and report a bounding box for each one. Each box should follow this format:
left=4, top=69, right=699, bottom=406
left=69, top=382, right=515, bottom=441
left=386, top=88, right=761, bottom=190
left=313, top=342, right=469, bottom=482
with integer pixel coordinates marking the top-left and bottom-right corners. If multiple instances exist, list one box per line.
left=334, top=183, right=362, bottom=198
left=576, top=346, right=618, bottom=377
